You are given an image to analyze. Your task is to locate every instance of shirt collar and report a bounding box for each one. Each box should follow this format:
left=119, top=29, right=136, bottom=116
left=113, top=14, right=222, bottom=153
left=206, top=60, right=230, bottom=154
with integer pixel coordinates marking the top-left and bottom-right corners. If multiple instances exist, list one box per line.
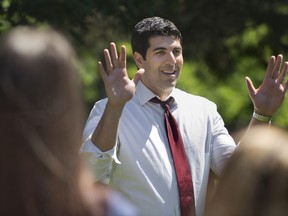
left=135, top=80, right=179, bottom=106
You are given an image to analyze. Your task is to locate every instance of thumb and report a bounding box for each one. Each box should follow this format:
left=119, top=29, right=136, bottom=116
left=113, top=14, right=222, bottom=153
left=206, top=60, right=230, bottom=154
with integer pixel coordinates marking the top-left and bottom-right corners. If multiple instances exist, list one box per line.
left=245, top=76, right=256, bottom=99
left=133, top=68, right=145, bottom=85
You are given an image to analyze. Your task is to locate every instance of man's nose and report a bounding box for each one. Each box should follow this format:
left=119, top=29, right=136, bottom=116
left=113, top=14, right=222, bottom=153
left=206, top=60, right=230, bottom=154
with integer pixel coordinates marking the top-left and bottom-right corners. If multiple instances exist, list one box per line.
left=166, top=52, right=177, bottom=64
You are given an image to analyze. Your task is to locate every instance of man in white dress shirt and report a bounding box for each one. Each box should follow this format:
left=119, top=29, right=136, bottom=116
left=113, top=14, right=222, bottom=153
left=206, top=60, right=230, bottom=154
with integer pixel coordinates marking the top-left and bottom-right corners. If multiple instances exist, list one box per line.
left=81, top=16, right=288, bottom=216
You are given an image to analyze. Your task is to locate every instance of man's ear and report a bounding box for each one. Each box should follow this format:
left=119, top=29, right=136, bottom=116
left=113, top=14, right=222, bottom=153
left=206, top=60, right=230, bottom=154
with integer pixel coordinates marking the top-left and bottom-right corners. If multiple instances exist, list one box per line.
left=134, top=52, right=144, bottom=68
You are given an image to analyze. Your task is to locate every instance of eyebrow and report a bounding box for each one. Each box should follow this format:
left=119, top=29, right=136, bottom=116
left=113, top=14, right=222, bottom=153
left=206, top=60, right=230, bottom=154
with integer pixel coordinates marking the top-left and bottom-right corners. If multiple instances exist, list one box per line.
left=152, top=46, right=182, bottom=52
left=152, top=47, right=166, bottom=52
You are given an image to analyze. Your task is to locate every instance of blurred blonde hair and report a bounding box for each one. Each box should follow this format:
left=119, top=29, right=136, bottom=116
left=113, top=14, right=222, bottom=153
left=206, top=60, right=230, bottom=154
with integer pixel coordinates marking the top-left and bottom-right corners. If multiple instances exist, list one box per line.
left=206, top=125, right=288, bottom=216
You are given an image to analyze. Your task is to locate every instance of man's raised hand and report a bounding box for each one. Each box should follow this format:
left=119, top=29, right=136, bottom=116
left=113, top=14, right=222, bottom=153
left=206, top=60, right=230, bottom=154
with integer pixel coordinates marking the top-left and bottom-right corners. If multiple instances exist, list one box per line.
left=245, top=54, right=288, bottom=116
left=98, top=42, right=144, bottom=107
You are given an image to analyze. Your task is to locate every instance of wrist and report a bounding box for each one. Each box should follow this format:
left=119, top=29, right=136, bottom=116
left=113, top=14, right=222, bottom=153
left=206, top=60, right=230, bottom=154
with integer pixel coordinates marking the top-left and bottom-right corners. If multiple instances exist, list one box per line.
left=252, top=110, right=272, bottom=122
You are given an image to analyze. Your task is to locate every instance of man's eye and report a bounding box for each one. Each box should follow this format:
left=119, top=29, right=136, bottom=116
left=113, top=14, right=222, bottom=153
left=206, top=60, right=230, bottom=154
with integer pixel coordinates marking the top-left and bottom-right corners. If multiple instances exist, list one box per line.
left=156, top=50, right=165, bottom=55
left=173, top=49, right=182, bottom=55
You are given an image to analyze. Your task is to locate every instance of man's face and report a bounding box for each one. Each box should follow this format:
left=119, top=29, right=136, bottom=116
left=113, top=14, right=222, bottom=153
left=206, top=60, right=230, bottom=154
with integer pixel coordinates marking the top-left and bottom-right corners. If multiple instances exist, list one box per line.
left=136, top=35, right=183, bottom=100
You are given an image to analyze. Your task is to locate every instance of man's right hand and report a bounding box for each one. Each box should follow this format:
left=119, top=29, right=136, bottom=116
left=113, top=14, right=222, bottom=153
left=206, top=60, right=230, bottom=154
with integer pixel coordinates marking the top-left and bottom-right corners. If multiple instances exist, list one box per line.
left=98, top=42, right=144, bottom=108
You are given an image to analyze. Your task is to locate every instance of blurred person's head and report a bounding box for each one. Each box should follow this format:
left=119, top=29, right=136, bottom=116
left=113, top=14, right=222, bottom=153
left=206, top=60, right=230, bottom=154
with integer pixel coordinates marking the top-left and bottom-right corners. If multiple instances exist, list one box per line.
left=206, top=126, right=288, bottom=216
left=0, top=26, right=102, bottom=216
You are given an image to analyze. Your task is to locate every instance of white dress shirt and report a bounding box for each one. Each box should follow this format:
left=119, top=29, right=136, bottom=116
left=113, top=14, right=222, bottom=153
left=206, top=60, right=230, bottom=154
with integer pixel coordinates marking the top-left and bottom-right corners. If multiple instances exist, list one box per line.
left=81, top=81, right=236, bottom=216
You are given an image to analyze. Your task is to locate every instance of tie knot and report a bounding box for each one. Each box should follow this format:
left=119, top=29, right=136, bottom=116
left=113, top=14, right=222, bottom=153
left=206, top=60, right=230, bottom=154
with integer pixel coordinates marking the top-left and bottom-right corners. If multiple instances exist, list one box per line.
left=150, top=97, right=174, bottom=111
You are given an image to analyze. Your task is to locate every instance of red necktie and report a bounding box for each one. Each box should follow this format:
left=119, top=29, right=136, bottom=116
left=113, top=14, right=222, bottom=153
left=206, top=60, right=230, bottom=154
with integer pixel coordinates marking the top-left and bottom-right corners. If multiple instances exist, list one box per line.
left=151, top=97, right=196, bottom=216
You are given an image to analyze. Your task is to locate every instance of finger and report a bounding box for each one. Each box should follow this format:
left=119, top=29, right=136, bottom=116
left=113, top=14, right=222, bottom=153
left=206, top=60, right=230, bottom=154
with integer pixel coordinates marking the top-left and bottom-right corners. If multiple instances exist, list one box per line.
left=103, top=49, right=113, bottom=73
left=98, top=61, right=107, bottom=82
left=110, top=42, right=119, bottom=68
left=245, top=76, right=256, bottom=98
left=119, top=45, right=126, bottom=69
left=272, top=54, right=283, bottom=79
left=133, top=68, right=145, bottom=85
left=264, top=56, right=276, bottom=79
left=277, top=61, right=288, bottom=83
left=284, top=79, right=288, bottom=93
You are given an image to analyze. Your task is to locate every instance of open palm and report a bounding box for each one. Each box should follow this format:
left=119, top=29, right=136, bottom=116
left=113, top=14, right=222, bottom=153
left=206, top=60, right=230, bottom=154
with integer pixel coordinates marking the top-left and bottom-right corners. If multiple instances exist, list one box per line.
left=246, top=54, right=288, bottom=116
left=98, top=42, right=143, bottom=107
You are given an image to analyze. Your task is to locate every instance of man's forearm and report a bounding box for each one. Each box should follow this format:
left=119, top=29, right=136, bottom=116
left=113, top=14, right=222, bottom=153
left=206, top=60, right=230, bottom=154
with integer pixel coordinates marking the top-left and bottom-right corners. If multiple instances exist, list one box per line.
left=248, top=110, right=272, bottom=128
left=91, top=102, right=125, bottom=151
left=238, top=111, right=271, bottom=145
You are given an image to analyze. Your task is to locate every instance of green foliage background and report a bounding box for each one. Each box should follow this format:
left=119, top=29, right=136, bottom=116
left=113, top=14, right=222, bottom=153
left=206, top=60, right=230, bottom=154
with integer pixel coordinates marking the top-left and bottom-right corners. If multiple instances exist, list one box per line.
left=1, top=0, right=288, bottom=132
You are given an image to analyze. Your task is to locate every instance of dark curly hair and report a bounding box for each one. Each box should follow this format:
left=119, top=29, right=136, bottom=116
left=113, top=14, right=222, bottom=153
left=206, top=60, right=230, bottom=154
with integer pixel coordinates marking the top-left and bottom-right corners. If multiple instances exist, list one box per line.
left=131, top=16, right=182, bottom=60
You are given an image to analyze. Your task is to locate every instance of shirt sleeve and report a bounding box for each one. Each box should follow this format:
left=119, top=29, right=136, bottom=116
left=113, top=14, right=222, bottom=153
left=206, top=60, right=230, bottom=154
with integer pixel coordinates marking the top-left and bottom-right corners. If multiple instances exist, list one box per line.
left=80, top=99, right=121, bottom=182
left=210, top=107, right=236, bottom=176
left=107, top=190, right=140, bottom=216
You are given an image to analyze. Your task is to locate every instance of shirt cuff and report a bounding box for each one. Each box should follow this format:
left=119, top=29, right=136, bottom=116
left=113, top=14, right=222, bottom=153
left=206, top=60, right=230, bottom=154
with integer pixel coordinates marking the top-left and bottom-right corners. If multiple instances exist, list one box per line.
left=80, top=134, right=121, bottom=164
